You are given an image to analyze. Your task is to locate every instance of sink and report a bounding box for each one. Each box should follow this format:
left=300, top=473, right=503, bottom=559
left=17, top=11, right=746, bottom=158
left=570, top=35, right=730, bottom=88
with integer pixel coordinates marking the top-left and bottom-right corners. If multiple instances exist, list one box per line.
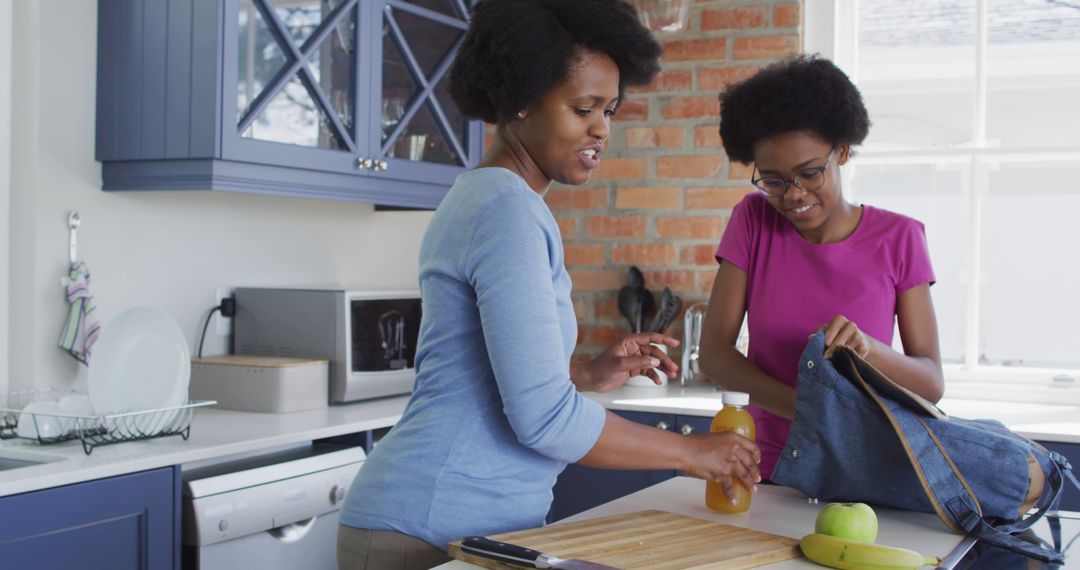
left=0, top=457, right=40, bottom=471
left=0, top=448, right=65, bottom=472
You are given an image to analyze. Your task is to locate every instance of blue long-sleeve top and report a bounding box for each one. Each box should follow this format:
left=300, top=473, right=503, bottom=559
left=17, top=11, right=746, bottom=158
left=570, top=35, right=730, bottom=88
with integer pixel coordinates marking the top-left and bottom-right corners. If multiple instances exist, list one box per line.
left=339, top=167, right=607, bottom=549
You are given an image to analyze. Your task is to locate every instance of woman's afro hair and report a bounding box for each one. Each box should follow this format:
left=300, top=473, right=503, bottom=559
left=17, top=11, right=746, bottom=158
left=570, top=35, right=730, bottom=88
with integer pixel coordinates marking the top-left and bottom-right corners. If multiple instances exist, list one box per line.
left=449, top=0, right=662, bottom=124
left=718, top=55, right=871, bottom=164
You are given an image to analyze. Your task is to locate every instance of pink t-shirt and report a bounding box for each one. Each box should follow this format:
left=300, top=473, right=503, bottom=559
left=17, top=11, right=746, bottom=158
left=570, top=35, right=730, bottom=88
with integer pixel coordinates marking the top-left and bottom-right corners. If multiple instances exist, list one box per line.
left=715, top=192, right=935, bottom=479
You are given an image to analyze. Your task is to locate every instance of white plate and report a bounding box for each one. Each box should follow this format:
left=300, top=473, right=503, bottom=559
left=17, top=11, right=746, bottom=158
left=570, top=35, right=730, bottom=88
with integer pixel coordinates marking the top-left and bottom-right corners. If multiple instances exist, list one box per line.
left=89, top=307, right=190, bottom=414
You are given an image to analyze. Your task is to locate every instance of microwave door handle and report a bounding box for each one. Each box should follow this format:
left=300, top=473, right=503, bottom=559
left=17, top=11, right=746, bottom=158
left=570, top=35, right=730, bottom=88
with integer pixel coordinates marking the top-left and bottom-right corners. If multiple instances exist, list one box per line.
left=384, top=317, right=393, bottom=358
left=396, top=319, right=405, bottom=360
left=379, top=313, right=397, bottom=362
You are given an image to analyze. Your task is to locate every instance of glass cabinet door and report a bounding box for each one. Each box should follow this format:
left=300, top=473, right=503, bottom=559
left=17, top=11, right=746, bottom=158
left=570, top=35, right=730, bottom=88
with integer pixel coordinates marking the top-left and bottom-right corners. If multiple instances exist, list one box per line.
left=227, top=0, right=365, bottom=173
left=372, top=0, right=479, bottom=182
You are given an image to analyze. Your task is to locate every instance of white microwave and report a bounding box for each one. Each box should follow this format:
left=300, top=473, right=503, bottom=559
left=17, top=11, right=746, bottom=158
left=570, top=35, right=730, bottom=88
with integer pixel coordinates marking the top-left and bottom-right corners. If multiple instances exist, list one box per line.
left=233, top=287, right=421, bottom=403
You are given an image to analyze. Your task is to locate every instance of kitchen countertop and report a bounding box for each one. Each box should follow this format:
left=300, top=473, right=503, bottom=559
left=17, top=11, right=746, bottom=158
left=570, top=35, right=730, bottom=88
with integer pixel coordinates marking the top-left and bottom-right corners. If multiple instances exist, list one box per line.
left=0, top=395, right=409, bottom=498
left=439, top=477, right=1080, bottom=569
left=591, top=382, right=1080, bottom=444
left=1, top=382, right=1077, bottom=499
left=435, top=477, right=976, bottom=569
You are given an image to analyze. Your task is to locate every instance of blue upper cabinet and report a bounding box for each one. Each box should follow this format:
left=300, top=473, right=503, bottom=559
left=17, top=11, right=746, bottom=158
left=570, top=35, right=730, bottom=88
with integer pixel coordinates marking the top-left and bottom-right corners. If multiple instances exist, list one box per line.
left=96, top=0, right=483, bottom=209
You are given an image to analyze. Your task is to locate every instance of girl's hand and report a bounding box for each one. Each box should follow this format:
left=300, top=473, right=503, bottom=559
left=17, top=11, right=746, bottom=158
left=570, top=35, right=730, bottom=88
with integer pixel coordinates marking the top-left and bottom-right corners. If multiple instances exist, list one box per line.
left=815, top=314, right=872, bottom=359
left=574, top=333, right=679, bottom=392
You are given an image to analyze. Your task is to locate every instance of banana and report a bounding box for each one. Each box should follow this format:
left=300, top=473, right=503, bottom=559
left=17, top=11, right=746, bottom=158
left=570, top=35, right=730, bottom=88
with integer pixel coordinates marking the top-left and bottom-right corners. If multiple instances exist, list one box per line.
left=800, top=533, right=942, bottom=570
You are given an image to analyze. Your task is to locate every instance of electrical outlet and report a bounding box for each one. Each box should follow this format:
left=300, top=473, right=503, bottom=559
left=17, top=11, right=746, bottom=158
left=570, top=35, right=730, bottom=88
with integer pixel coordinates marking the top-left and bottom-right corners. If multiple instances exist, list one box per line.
left=215, top=287, right=235, bottom=336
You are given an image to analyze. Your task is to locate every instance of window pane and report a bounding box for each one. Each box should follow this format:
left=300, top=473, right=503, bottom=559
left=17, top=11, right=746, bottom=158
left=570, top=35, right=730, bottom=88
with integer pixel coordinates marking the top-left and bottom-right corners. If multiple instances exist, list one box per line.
left=389, top=103, right=461, bottom=165
left=980, top=160, right=1080, bottom=368
left=395, top=9, right=462, bottom=78
left=381, top=22, right=418, bottom=144
left=270, top=0, right=322, bottom=46
left=857, top=0, right=976, bottom=150
left=242, top=76, right=345, bottom=148
left=404, top=0, right=460, bottom=18
left=986, top=2, right=1080, bottom=148
left=237, top=0, right=286, bottom=118
left=851, top=163, right=968, bottom=364
left=238, top=0, right=353, bottom=149
left=434, top=73, right=466, bottom=151
left=381, top=7, right=466, bottom=165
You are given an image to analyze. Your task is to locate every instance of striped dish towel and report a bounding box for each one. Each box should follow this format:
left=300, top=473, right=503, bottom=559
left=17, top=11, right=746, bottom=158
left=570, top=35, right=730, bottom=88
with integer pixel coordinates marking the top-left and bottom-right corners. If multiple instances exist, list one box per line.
left=58, top=261, right=102, bottom=365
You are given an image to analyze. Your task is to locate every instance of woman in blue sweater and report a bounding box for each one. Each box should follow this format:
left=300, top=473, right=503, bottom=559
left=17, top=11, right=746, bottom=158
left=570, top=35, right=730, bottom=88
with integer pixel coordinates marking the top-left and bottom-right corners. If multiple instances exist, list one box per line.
left=338, top=1, right=761, bottom=568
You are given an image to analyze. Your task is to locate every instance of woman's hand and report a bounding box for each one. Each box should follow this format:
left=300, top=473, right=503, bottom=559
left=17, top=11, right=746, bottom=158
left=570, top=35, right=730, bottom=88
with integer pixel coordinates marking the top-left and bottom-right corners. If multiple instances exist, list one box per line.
left=683, top=432, right=761, bottom=500
left=815, top=314, right=872, bottom=359
left=572, top=333, right=679, bottom=392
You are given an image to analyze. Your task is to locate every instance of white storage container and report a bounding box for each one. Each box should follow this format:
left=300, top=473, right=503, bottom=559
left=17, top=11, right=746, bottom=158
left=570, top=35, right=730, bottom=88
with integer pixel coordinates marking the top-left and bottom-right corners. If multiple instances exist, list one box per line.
left=190, top=356, right=328, bottom=413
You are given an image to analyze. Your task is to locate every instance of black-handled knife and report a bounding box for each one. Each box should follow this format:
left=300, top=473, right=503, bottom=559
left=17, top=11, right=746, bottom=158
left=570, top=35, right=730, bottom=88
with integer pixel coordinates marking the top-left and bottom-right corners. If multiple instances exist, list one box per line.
left=460, top=536, right=620, bottom=569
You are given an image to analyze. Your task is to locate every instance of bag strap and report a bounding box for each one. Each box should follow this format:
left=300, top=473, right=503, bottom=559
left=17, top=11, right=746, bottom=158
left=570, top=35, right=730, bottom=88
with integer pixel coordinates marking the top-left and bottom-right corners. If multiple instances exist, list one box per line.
left=828, top=347, right=1068, bottom=564
left=993, top=451, right=1066, bottom=534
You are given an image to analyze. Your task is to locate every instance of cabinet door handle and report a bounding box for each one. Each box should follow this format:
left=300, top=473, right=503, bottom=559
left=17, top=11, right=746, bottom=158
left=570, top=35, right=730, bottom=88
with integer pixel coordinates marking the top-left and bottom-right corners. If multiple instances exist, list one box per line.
left=374, top=159, right=389, bottom=171
left=655, top=421, right=670, bottom=431
left=357, top=157, right=373, bottom=170
left=680, top=424, right=694, bottom=436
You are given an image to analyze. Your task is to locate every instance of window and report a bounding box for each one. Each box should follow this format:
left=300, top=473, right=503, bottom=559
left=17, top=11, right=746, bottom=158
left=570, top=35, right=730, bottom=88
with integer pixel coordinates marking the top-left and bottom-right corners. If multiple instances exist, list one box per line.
left=808, top=0, right=1080, bottom=402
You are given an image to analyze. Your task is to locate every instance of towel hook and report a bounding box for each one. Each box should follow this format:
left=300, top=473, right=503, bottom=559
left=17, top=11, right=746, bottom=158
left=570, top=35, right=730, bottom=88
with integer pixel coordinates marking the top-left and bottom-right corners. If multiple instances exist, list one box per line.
left=67, top=210, right=81, bottom=264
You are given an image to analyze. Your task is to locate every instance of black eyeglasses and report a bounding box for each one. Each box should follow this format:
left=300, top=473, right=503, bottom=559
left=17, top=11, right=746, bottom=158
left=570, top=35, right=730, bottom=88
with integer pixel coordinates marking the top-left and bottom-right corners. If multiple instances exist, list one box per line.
left=750, top=148, right=837, bottom=197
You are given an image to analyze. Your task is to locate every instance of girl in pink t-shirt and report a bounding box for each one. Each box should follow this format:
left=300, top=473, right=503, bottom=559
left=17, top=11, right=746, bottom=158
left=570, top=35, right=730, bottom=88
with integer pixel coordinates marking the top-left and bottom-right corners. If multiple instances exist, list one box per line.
left=700, top=55, right=945, bottom=479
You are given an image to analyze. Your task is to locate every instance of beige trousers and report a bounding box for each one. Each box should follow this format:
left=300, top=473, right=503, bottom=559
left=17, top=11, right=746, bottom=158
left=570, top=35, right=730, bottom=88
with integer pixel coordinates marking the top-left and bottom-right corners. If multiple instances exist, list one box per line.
left=337, top=525, right=452, bottom=570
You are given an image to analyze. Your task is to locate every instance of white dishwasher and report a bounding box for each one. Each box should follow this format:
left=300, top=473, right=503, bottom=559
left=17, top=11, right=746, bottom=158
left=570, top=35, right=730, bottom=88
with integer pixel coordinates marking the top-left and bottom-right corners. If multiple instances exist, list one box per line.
left=181, top=442, right=365, bottom=570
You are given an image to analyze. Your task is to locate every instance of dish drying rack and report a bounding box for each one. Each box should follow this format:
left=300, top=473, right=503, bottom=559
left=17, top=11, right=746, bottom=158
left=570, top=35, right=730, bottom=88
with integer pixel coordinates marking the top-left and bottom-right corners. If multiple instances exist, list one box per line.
left=0, top=390, right=216, bottom=455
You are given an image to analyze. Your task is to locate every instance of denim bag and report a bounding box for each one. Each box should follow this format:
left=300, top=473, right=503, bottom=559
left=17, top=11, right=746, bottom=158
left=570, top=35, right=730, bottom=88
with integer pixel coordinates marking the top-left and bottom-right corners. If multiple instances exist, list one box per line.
left=772, top=333, right=1078, bottom=563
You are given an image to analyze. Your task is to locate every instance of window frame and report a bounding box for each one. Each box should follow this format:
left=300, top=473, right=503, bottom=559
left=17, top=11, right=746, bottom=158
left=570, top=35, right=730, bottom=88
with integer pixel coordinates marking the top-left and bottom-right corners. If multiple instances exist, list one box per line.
left=805, top=0, right=1080, bottom=404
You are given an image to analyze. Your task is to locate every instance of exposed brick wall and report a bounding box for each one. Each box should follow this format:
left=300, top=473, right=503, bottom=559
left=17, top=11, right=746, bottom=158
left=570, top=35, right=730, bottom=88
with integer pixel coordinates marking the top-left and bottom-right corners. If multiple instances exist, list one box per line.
left=551, top=1, right=803, bottom=360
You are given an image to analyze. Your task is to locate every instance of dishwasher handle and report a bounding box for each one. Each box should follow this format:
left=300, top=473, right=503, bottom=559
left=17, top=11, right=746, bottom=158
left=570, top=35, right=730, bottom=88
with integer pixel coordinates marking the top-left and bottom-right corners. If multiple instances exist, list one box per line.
left=268, top=515, right=318, bottom=543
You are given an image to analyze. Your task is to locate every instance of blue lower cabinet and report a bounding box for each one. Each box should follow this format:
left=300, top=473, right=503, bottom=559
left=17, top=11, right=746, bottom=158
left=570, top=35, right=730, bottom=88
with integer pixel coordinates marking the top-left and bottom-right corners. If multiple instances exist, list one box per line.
left=549, top=410, right=684, bottom=522
left=675, top=415, right=713, bottom=437
left=674, top=415, right=714, bottom=477
left=1041, top=441, right=1080, bottom=511
left=0, top=466, right=180, bottom=570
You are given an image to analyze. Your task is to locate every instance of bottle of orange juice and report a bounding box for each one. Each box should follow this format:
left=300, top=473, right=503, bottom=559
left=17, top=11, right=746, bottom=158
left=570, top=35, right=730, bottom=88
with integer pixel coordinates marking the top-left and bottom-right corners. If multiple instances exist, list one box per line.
left=706, top=391, right=755, bottom=513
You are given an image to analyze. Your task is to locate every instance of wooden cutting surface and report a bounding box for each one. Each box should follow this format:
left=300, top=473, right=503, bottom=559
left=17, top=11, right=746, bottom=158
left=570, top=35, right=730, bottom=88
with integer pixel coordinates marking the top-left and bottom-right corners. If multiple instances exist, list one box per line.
left=447, top=510, right=801, bottom=569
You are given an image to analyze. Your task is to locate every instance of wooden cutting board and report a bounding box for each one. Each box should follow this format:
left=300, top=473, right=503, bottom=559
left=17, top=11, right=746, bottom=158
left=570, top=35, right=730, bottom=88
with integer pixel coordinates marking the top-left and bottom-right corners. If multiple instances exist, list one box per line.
left=447, top=510, right=801, bottom=569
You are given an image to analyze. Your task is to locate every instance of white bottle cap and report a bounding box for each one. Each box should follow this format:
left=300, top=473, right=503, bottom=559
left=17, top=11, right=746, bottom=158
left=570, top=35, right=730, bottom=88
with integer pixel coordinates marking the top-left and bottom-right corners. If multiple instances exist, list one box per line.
left=721, top=391, right=749, bottom=406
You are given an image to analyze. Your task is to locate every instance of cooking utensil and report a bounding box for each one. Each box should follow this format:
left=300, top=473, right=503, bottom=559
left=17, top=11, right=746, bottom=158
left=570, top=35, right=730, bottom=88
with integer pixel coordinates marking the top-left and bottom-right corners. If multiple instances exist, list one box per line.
left=626, top=267, right=651, bottom=332
left=461, top=536, right=619, bottom=570
left=647, top=287, right=683, bottom=333
left=617, top=285, right=644, bottom=333
left=639, top=289, right=654, bottom=333
left=449, top=510, right=801, bottom=569
left=659, top=292, right=682, bottom=333
left=626, top=266, right=653, bottom=333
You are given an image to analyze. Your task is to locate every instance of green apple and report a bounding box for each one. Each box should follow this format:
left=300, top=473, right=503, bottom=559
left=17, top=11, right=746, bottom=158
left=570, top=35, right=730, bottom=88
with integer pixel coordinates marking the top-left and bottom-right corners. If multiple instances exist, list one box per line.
left=814, top=502, right=879, bottom=543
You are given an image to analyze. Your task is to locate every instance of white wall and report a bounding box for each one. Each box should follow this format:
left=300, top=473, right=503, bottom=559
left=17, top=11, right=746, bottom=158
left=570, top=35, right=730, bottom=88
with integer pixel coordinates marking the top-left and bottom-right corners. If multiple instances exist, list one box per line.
left=0, top=1, right=12, bottom=397
left=7, top=1, right=433, bottom=393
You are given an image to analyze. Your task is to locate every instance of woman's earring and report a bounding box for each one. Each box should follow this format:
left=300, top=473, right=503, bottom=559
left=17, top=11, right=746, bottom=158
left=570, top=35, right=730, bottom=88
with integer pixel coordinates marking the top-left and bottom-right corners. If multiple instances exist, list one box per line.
left=517, top=111, right=526, bottom=119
